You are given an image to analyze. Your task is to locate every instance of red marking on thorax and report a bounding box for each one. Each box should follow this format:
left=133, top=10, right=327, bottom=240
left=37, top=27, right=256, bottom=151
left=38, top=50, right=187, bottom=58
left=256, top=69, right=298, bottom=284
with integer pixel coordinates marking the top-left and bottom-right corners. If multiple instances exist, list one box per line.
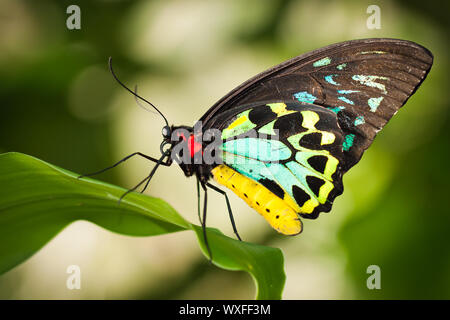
left=188, top=135, right=203, bottom=157
left=177, top=132, right=202, bottom=158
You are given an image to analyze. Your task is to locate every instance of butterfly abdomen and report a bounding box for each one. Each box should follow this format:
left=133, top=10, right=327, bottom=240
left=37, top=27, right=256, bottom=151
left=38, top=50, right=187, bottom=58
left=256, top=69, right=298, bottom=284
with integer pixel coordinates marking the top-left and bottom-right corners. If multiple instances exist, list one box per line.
left=212, top=164, right=302, bottom=235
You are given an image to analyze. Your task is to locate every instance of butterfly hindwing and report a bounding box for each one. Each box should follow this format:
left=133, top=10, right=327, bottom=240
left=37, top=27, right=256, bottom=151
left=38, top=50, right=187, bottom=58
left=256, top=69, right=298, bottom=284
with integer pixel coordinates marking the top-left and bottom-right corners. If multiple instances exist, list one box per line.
left=216, top=102, right=345, bottom=219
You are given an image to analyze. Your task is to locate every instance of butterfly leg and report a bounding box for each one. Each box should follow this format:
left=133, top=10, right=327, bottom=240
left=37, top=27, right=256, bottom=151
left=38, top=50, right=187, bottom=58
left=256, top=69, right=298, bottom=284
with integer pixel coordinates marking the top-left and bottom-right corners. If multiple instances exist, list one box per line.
left=78, top=152, right=171, bottom=179
left=118, top=151, right=168, bottom=203
left=196, top=178, right=202, bottom=225
left=200, top=182, right=213, bottom=263
left=206, top=182, right=242, bottom=241
left=139, top=151, right=172, bottom=194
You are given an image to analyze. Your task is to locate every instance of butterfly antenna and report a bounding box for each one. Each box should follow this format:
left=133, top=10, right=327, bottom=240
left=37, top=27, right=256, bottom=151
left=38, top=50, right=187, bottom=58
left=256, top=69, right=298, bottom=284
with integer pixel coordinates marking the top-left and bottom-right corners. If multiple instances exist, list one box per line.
left=133, top=85, right=157, bottom=114
left=108, top=57, right=169, bottom=128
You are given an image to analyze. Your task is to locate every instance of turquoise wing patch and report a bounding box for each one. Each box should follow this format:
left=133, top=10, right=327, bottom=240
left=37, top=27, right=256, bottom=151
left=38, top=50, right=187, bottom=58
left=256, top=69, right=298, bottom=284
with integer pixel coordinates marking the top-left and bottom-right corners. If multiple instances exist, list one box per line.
left=221, top=138, right=291, bottom=162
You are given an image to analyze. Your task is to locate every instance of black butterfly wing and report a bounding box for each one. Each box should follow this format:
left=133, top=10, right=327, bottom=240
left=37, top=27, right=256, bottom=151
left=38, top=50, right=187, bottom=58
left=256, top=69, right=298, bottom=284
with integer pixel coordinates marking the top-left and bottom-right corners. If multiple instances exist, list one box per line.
left=202, top=38, right=433, bottom=171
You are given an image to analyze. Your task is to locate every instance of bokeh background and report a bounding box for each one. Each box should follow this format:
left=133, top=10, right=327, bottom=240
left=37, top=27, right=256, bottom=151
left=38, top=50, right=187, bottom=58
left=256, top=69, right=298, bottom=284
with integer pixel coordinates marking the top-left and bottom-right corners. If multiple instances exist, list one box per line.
left=0, top=0, right=448, bottom=299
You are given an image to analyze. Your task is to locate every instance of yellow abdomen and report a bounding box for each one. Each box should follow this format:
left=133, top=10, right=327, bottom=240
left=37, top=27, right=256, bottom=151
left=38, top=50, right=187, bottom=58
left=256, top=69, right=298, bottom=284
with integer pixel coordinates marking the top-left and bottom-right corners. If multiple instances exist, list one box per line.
left=211, top=164, right=302, bottom=235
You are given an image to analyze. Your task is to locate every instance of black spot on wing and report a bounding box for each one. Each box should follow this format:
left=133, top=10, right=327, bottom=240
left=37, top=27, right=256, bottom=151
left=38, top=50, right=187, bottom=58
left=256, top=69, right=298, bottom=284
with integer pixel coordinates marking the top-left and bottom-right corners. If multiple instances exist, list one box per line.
left=300, top=211, right=320, bottom=220
left=292, top=185, right=310, bottom=207
left=306, top=176, right=325, bottom=197
left=299, top=132, right=322, bottom=149
left=259, top=178, right=285, bottom=199
left=273, top=112, right=306, bottom=136
left=307, top=155, right=328, bottom=174
left=285, top=102, right=305, bottom=111
left=314, top=109, right=341, bottom=132
left=248, top=105, right=277, bottom=124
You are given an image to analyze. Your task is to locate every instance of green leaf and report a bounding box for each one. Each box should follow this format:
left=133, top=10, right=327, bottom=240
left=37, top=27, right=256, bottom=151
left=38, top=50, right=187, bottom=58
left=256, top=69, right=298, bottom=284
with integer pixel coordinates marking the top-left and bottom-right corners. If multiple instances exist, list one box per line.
left=193, top=226, right=285, bottom=299
left=0, top=152, right=285, bottom=299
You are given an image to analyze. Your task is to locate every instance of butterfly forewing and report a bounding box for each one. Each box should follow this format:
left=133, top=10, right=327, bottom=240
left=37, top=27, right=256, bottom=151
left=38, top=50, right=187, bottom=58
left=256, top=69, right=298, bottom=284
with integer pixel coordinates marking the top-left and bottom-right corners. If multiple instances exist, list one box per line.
left=203, top=38, right=433, bottom=171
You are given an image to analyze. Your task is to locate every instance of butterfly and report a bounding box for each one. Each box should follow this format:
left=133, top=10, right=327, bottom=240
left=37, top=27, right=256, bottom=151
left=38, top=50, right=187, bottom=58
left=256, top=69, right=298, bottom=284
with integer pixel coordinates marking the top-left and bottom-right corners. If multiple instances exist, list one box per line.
left=81, top=38, right=433, bottom=259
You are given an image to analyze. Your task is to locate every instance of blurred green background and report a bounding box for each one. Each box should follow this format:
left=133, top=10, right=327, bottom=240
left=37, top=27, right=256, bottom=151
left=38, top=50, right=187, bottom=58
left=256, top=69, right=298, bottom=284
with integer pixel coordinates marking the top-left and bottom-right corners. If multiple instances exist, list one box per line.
left=0, top=0, right=448, bottom=299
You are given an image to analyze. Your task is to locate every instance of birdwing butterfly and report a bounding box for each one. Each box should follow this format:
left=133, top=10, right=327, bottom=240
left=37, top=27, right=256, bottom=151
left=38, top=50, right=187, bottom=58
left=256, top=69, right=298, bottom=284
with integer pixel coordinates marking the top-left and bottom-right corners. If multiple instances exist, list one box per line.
left=81, top=38, right=433, bottom=259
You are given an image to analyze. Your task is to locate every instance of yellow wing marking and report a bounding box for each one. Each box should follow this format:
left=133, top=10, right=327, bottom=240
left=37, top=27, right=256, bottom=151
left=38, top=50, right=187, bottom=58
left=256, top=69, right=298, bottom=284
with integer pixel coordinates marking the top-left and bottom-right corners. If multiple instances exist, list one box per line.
left=268, top=102, right=297, bottom=117
left=212, top=164, right=302, bottom=235
left=301, top=110, right=335, bottom=145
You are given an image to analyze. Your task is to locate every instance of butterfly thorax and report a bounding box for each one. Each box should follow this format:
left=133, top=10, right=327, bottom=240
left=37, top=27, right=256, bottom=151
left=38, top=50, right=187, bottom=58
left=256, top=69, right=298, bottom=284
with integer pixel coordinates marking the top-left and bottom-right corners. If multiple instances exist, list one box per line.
left=170, top=125, right=215, bottom=182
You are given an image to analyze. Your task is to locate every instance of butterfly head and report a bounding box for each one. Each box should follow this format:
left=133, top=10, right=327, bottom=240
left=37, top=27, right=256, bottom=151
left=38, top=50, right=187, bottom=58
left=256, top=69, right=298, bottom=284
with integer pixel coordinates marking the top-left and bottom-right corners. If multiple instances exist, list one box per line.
left=162, top=125, right=171, bottom=140
left=107, top=57, right=210, bottom=182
